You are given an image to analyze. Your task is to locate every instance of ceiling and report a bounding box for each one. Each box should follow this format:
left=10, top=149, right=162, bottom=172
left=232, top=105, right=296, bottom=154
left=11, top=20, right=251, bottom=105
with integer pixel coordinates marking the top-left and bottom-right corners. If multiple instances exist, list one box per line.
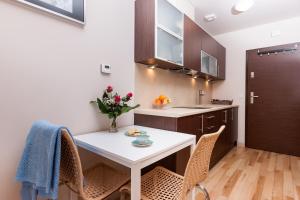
left=190, top=0, right=300, bottom=35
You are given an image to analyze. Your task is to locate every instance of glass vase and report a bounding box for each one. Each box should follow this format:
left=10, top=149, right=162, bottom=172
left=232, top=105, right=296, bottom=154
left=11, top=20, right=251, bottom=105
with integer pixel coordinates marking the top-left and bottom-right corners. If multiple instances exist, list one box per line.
left=109, top=117, right=118, bottom=133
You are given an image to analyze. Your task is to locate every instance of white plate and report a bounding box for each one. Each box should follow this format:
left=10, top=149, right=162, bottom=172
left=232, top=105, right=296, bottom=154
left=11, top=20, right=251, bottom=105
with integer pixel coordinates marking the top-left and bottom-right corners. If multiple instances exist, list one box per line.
left=132, top=139, right=153, bottom=147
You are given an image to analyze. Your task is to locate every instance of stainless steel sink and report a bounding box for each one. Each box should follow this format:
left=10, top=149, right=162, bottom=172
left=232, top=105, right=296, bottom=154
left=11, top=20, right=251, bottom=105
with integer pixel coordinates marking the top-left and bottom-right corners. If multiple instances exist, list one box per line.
left=173, top=106, right=212, bottom=109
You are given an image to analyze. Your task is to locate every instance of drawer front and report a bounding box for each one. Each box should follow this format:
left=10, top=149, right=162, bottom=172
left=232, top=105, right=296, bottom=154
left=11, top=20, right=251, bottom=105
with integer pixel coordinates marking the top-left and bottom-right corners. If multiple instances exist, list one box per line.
left=178, top=114, right=203, bottom=141
left=134, top=114, right=177, bottom=131
left=203, top=111, right=221, bottom=133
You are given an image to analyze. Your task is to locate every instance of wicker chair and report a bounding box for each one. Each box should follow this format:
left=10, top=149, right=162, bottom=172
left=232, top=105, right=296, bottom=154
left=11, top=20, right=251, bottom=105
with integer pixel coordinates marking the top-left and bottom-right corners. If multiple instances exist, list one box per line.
left=59, top=129, right=130, bottom=200
left=120, top=125, right=225, bottom=200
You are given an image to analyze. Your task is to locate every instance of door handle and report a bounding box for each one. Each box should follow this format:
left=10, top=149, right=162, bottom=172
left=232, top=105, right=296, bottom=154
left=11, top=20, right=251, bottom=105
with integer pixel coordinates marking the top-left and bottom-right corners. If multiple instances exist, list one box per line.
left=250, top=92, right=259, bottom=104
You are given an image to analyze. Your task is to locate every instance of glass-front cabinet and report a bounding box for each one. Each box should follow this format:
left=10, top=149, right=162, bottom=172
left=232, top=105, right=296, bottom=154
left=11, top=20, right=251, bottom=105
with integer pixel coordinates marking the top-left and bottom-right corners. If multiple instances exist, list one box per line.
left=201, top=50, right=218, bottom=77
left=155, top=0, right=184, bottom=66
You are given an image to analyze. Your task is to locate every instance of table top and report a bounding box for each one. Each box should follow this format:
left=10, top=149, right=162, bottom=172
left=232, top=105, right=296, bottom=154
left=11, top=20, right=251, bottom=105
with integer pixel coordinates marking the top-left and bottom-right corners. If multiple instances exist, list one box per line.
left=74, top=125, right=195, bottom=167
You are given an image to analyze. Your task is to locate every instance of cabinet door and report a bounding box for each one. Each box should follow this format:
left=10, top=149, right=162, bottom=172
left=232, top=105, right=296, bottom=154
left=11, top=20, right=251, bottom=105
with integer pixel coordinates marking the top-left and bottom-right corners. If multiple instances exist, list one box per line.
left=203, top=111, right=221, bottom=167
left=201, top=30, right=218, bottom=58
left=222, top=109, right=232, bottom=152
left=157, top=0, right=183, bottom=37
left=184, top=15, right=202, bottom=71
left=200, top=28, right=220, bottom=78
left=201, top=51, right=218, bottom=77
left=218, top=43, right=226, bottom=80
left=232, top=107, right=238, bottom=145
left=156, top=28, right=183, bottom=65
left=156, top=0, right=183, bottom=65
left=135, top=0, right=155, bottom=63
left=177, top=115, right=202, bottom=175
left=214, top=110, right=226, bottom=149
left=177, top=115, right=201, bottom=134
left=177, top=114, right=203, bottom=141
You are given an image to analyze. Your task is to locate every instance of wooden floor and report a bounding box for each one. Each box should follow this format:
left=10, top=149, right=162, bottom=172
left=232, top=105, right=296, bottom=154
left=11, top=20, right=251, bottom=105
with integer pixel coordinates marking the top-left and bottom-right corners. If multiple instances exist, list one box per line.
left=203, top=147, right=300, bottom=200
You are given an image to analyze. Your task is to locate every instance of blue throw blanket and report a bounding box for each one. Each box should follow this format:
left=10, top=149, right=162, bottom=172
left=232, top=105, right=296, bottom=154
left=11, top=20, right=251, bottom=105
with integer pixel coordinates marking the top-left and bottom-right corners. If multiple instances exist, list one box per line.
left=16, top=121, right=68, bottom=200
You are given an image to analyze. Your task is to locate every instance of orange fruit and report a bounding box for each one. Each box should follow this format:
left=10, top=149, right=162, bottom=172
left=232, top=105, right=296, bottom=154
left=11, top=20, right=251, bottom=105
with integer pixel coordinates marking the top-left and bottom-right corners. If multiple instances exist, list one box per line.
left=154, top=98, right=161, bottom=105
left=159, top=95, right=166, bottom=101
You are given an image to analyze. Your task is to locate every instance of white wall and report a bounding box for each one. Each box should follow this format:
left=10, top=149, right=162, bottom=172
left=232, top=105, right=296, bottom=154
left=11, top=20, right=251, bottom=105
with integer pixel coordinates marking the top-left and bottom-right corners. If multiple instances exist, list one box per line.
left=213, top=17, right=300, bottom=145
left=0, top=0, right=196, bottom=199
left=0, top=0, right=135, bottom=199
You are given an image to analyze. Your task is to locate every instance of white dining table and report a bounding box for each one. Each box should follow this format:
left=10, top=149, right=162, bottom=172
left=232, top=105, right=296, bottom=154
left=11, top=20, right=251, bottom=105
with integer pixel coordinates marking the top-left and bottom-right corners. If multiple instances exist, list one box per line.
left=74, top=125, right=196, bottom=200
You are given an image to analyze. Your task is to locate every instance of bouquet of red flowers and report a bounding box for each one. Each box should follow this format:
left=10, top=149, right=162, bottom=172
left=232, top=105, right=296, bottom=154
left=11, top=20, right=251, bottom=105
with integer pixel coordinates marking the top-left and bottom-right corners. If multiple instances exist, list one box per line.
left=91, top=85, right=140, bottom=132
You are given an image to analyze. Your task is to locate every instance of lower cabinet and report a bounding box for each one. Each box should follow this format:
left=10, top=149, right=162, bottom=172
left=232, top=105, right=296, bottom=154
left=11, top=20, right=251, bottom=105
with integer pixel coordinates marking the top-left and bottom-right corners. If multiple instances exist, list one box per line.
left=134, top=107, right=238, bottom=175
left=209, top=110, right=232, bottom=167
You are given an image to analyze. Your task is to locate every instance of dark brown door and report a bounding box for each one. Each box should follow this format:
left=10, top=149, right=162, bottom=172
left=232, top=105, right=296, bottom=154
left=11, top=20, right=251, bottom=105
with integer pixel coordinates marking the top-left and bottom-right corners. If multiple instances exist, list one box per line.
left=246, top=43, right=300, bottom=156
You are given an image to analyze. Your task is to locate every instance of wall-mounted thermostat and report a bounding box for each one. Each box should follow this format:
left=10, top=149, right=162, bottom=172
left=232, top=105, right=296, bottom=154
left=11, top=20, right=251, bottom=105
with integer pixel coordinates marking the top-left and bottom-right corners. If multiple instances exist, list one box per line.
left=271, top=30, right=281, bottom=37
left=101, top=64, right=111, bottom=74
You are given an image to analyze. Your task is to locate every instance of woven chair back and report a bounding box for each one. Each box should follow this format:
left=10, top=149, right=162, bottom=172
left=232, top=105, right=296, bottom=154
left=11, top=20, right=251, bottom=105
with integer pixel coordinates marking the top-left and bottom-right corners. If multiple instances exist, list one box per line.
left=181, top=125, right=225, bottom=199
left=60, top=129, right=85, bottom=196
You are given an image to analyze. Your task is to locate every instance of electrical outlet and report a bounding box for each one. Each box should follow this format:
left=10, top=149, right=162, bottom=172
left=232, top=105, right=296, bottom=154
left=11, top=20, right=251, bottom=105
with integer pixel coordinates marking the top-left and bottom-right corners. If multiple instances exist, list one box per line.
left=199, top=90, right=206, bottom=96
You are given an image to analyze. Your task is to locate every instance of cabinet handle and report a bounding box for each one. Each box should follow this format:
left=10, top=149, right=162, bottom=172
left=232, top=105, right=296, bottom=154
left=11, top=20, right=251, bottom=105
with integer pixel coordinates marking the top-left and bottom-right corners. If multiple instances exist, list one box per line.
left=206, top=115, right=215, bottom=119
left=231, top=109, right=234, bottom=121
left=223, top=110, right=228, bottom=123
left=206, top=126, right=215, bottom=130
left=201, top=115, right=204, bottom=134
left=198, top=115, right=204, bottom=134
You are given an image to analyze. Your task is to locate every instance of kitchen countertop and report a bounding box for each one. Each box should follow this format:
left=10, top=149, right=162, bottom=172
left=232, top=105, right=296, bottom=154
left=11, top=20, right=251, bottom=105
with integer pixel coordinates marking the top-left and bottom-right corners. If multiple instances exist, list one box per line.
left=134, top=104, right=239, bottom=118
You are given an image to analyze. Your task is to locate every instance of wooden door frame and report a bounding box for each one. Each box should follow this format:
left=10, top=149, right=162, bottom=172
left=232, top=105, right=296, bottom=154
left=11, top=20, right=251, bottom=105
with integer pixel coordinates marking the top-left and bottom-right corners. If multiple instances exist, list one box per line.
left=245, top=50, right=251, bottom=147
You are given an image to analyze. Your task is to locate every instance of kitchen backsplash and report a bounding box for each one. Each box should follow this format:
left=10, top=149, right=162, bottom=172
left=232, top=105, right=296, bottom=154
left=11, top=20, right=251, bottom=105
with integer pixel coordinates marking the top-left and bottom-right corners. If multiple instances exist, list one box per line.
left=135, top=64, right=212, bottom=108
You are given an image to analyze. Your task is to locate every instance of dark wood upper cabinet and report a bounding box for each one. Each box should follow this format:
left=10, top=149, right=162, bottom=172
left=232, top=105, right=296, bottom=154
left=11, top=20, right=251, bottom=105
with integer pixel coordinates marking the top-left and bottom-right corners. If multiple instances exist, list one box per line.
left=183, top=15, right=202, bottom=71
left=201, top=30, right=218, bottom=58
left=134, top=0, right=155, bottom=64
left=186, top=19, right=226, bottom=80
left=201, top=30, right=226, bottom=80
left=135, top=0, right=184, bottom=70
left=217, top=42, right=226, bottom=80
left=135, top=0, right=226, bottom=79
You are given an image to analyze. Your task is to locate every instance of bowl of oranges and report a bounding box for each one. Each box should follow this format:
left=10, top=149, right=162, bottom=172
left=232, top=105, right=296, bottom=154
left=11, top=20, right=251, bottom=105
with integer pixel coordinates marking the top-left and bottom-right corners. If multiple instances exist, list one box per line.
left=153, top=95, right=171, bottom=109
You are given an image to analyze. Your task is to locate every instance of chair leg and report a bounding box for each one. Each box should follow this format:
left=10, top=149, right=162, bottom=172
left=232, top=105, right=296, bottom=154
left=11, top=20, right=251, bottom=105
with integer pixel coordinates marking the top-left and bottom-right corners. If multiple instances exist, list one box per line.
left=120, top=192, right=126, bottom=200
left=120, top=190, right=130, bottom=200
left=120, top=192, right=125, bottom=200
left=196, top=184, right=210, bottom=200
